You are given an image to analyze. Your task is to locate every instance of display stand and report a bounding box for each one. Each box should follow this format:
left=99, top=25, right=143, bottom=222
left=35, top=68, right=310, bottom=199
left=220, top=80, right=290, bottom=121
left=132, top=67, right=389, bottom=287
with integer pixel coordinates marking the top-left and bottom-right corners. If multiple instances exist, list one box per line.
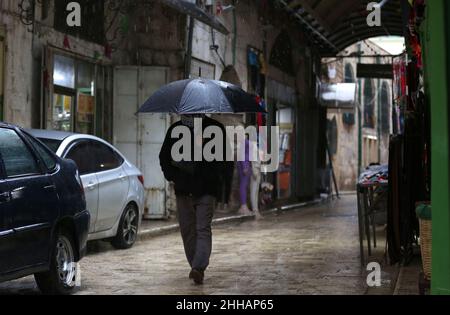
left=357, top=181, right=388, bottom=266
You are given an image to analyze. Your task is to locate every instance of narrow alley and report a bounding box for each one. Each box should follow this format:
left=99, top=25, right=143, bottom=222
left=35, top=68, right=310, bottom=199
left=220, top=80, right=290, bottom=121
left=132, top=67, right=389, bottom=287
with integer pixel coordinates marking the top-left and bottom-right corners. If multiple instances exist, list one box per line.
left=0, top=196, right=373, bottom=295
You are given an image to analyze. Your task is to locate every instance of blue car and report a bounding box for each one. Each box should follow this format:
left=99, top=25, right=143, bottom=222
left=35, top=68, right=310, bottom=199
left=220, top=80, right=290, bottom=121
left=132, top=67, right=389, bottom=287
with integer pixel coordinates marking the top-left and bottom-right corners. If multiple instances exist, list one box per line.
left=0, top=123, right=90, bottom=294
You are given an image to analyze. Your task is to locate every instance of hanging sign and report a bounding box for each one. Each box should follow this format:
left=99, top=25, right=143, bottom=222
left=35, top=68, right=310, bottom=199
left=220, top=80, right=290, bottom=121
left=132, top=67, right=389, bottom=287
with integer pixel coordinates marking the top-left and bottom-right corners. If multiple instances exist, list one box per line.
left=357, top=63, right=393, bottom=79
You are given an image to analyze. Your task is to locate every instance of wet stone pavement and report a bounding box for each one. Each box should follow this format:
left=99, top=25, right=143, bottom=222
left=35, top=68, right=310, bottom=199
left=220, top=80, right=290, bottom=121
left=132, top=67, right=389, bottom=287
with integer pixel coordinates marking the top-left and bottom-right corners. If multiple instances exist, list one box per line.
left=0, top=196, right=370, bottom=295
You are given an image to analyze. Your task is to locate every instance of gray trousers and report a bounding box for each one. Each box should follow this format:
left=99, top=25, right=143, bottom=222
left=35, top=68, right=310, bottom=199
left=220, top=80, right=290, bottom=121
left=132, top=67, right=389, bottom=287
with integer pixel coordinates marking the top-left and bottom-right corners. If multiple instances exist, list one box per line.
left=176, top=195, right=215, bottom=271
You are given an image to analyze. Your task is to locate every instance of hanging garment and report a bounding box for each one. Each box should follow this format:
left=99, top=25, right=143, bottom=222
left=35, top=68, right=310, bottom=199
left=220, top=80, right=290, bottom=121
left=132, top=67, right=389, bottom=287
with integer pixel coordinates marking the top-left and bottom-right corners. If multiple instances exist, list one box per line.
left=256, top=99, right=266, bottom=130
left=388, top=112, right=425, bottom=264
left=387, top=135, right=403, bottom=264
left=400, top=114, right=422, bottom=256
left=259, top=52, right=267, bottom=75
left=248, top=49, right=260, bottom=93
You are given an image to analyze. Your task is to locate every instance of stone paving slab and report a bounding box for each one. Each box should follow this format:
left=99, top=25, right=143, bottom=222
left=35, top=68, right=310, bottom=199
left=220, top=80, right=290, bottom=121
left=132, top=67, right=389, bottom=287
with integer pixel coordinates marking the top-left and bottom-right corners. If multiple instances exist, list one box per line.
left=0, top=195, right=420, bottom=295
left=138, top=199, right=322, bottom=240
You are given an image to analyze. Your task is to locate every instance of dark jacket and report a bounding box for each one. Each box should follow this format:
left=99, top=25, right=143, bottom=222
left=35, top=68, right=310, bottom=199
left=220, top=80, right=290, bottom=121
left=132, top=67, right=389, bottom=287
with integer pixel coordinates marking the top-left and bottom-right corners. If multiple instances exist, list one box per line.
left=159, top=117, right=233, bottom=199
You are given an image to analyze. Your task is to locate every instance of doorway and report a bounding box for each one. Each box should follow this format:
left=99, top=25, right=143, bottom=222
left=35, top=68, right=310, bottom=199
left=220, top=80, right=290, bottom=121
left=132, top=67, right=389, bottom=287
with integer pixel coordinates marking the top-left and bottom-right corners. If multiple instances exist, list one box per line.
left=276, top=104, right=295, bottom=199
left=113, top=66, right=170, bottom=219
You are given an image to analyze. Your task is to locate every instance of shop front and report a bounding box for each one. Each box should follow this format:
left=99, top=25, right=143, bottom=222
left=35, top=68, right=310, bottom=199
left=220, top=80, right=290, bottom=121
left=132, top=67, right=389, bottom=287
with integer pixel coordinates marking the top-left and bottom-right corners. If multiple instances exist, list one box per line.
left=275, top=105, right=295, bottom=199
left=44, top=49, right=112, bottom=139
left=267, top=79, right=298, bottom=200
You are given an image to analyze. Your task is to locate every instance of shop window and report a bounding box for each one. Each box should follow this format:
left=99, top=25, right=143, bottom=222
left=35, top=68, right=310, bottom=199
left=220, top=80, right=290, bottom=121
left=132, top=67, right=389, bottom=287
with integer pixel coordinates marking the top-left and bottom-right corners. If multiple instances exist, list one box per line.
left=344, top=64, right=355, bottom=83
left=269, top=31, right=294, bottom=76
left=381, top=82, right=390, bottom=134
left=363, top=79, right=375, bottom=128
left=54, top=0, right=105, bottom=45
left=53, top=55, right=75, bottom=89
left=51, top=93, right=74, bottom=132
left=51, top=53, right=104, bottom=136
left=343, top=63, right=355, bottom=126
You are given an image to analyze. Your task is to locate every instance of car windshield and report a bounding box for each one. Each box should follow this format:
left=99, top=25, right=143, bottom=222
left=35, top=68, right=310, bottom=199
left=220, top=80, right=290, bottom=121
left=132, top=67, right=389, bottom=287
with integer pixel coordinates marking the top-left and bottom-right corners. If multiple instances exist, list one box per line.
left=37, top=138, right=62, bottom=153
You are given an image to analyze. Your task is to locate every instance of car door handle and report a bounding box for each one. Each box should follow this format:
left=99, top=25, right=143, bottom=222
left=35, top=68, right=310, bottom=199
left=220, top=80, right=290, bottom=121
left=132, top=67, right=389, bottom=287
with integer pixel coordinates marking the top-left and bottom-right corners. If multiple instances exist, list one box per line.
left=87, top=182, right=97, bottom=190
left=119, top=174, right=127, bottom=181
left=44, top=185, right=56, bottom=191
left=10, top=187, right=25, bottom=199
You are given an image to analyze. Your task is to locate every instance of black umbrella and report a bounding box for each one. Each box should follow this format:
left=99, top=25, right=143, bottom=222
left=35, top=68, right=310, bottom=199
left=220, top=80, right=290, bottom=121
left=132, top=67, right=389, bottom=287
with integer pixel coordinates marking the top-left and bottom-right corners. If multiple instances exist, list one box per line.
left=138, top=79, right=266, bottom=114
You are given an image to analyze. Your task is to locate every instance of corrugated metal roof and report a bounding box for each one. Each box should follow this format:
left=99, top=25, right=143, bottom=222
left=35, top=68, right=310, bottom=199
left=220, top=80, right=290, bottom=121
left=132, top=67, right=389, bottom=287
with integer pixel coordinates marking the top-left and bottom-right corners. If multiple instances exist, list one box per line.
left=160, top=0, right=229, bottom=34
left=275, top=0, right=404, bottom=55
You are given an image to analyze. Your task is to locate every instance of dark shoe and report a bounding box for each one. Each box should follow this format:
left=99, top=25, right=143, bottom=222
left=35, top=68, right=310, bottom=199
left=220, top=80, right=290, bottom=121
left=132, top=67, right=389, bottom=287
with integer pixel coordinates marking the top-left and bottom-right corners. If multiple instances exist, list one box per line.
left=189, top=269, right=204, bottom=285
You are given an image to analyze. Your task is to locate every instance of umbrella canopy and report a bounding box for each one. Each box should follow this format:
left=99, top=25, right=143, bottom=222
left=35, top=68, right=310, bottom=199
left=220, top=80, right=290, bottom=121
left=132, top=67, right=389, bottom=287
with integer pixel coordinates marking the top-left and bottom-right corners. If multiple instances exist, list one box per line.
left=138, top=79, right=266, bottom=114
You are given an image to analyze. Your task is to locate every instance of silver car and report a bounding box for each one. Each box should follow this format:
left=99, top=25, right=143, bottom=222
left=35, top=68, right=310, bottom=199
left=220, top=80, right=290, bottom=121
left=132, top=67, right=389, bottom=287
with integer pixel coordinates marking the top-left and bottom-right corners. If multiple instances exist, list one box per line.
left=28, top=130, right=145, bottom=249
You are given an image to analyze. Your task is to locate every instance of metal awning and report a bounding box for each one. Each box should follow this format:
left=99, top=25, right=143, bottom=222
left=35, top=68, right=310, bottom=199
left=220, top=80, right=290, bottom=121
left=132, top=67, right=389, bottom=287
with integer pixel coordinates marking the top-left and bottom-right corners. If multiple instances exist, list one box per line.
left=160, top=0, right=229, bottom=35
left=275, top=0, right=404, bottom=56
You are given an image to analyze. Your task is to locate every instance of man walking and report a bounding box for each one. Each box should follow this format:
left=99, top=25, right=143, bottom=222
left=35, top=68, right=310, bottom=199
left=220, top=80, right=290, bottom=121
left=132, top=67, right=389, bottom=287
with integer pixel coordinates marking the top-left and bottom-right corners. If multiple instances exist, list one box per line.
left=159, top=115, right=232, bottom=284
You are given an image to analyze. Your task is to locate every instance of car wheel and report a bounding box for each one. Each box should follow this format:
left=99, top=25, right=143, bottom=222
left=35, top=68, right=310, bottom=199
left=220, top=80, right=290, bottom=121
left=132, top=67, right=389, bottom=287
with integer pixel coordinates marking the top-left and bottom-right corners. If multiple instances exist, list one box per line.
left=111, top=204, right=139, bottom=250
left=35, top=229, right=78, bottom=295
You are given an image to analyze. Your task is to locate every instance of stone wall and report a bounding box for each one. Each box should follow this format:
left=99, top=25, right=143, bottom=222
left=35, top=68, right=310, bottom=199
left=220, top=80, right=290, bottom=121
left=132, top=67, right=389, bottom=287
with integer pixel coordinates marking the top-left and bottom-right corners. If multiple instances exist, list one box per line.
left=1, top=0, right=324, bottom=211
left=0, top=2, right=34, bottom=127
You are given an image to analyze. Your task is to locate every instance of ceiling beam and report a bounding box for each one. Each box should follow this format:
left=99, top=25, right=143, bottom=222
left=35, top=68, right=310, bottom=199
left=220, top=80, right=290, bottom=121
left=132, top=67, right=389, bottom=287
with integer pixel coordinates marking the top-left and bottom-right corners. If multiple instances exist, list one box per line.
left=277, top=0, right=338, bottom=52
left=286, top=0, right=332, bottom=33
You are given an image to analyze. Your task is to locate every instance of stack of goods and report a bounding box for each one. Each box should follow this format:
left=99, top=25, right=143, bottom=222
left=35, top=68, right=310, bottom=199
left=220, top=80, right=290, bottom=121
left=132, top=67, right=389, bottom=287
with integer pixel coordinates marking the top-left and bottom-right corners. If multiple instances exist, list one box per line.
left=358, top=165, right=389, bottom=186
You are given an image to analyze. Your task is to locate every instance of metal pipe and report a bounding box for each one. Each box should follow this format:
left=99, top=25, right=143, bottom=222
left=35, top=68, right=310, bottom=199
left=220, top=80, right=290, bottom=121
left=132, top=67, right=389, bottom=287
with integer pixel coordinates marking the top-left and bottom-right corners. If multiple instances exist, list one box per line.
left=184, top=16, right=195, bottom=79
left=210, top=28, right=226, bottom=68
left=358, top=43, right=363, bottom=175
left=232, top=0, right=237, bottom=66
left=321, top=54, right=399, bottom=66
